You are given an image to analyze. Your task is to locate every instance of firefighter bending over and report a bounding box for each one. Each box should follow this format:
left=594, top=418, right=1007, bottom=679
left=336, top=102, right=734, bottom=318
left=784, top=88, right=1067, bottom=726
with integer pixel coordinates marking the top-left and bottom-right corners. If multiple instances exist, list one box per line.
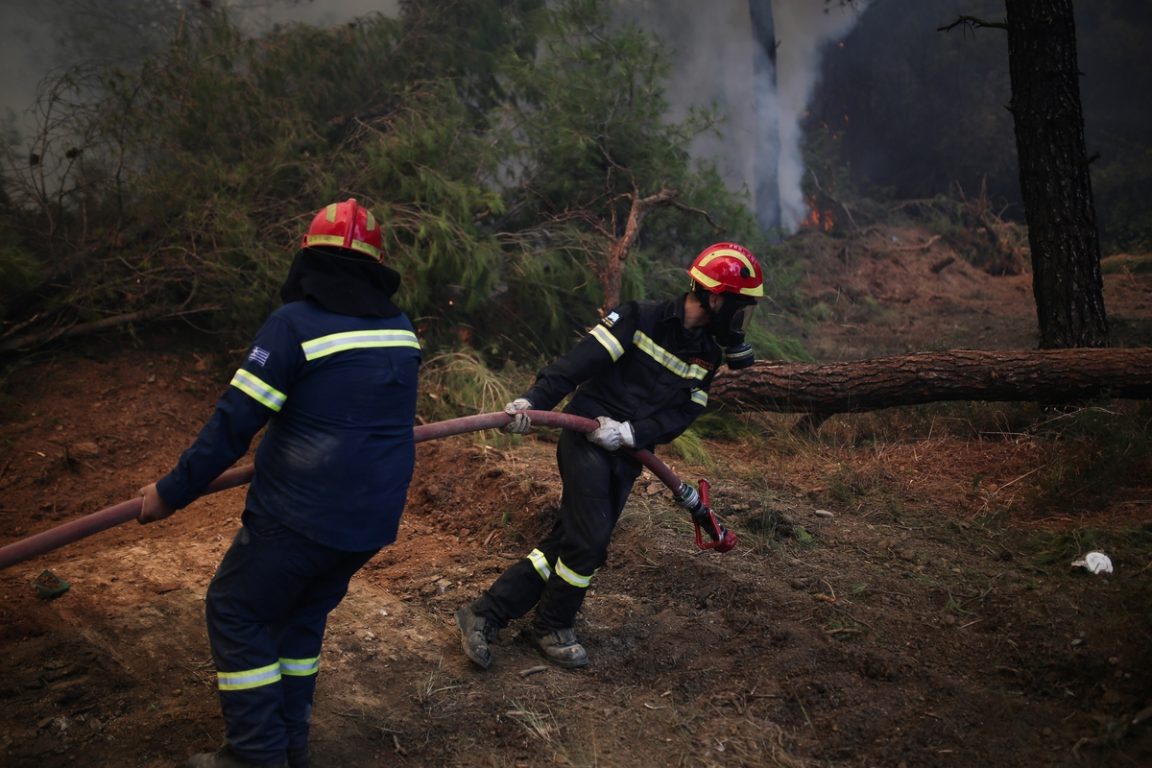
left=456, top=242, right=764, bottom=669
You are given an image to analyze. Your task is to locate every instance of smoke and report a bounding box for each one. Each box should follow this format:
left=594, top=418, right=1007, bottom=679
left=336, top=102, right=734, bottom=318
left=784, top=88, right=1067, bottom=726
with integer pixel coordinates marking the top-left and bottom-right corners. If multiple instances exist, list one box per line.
left=237, top=0, right=397, bottom=31
left=635, top=0, right=870, bottom=235
left=770, top=0, right=870, bottom=232
left=0, top=1, right=397, bottom=148
left=3, top=0, right=868, bottom=237
left=0, top=2, right=66, bottom=145
left=620, top=0, right=774, bottom=226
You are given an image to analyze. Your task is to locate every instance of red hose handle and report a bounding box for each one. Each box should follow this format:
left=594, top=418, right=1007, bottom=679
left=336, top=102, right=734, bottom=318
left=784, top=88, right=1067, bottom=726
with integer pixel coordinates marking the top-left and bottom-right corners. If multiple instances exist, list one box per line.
left=0, top=410, right=721, bottom=570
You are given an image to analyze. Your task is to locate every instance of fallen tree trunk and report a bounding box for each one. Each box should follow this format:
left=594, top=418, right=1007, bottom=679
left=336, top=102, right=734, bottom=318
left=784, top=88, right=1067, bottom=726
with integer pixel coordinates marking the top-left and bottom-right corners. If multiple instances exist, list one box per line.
left=710, top=348, right=1152, bottom=414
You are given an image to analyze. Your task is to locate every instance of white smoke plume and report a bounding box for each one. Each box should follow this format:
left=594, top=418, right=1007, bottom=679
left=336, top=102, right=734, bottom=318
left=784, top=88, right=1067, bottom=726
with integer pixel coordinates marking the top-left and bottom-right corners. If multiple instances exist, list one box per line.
left=619, top=0, right=771, bottom=224
left=638, top=0, right=870, bottom=234
left=770, top=0, right=870, bottom=232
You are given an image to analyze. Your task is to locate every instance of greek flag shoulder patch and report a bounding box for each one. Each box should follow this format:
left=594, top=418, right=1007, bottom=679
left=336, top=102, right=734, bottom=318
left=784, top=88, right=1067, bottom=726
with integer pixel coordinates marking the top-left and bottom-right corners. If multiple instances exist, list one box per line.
left=247, top=346, right=271, bottom=367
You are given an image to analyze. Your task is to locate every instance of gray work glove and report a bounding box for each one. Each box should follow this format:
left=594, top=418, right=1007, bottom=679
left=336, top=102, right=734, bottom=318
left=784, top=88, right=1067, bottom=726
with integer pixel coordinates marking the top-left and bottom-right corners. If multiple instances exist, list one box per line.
left=586, top=416, right=635, bottom=451
left=503, top=398, right=533, bottom=434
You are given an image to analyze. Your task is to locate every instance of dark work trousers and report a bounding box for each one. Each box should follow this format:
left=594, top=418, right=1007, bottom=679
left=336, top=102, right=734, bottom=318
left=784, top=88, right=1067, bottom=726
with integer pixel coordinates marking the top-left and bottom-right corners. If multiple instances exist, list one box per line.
left=205, top=510, right=377, bottom=764
left=475, top=428, right=642, bottom=631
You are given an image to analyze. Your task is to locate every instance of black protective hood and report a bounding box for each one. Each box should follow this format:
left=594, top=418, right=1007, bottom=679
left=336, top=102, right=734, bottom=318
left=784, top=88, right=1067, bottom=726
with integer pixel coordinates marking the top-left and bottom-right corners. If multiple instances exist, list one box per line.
left=280, top=246, right=402, bottom=318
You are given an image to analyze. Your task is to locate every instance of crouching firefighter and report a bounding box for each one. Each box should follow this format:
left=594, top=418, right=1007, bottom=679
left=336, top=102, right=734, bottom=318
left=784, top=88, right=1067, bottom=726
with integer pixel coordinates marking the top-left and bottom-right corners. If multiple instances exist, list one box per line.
left=138, top=199, right=421, bottom=768
left=456, top=242, right=764, bottom=669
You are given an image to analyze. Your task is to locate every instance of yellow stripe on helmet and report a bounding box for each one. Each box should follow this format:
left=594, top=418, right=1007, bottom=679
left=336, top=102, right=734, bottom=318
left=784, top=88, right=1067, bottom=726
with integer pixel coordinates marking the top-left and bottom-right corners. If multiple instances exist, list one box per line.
left=690, top=247, right=764, bottom=297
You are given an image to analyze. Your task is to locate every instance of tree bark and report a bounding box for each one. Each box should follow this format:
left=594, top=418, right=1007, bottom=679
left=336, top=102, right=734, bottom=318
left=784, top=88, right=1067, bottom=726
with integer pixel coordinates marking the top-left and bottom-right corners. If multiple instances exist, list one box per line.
left=709, top=348, right=1152, bottom=414
left=599, top=185, right=676, bottom=311
left=1004, top=0, right=1109, bottom=348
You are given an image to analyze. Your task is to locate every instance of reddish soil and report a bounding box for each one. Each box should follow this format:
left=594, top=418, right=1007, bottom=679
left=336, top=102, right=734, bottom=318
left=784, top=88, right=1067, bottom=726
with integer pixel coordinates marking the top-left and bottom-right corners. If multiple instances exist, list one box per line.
left=1, top=228, right=1150, bottom=768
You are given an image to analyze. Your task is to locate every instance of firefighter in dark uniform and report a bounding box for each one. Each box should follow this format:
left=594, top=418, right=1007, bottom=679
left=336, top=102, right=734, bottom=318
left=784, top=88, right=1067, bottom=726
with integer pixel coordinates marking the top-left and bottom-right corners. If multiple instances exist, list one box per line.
left=456, top=242, right=764, bottom=669
left=138, top=200, right=421, bottom=768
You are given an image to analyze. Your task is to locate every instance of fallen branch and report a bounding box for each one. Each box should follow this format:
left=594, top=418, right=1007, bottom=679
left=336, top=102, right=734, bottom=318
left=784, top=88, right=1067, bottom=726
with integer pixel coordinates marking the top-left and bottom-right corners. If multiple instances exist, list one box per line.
left=0, top=306, right=220, bottom=353
left=711, top=348, right=1152, bottom=414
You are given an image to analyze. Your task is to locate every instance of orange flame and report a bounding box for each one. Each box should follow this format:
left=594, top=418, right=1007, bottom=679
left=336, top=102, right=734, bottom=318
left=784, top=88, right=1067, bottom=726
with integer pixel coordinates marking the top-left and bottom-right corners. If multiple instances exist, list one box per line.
left=802, top=196, right=836, bottom=233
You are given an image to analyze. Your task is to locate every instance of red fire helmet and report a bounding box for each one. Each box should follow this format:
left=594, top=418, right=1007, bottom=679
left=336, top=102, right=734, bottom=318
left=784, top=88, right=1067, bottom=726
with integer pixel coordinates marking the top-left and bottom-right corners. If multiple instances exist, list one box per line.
left=687, top=242, right=764, bottom=298
left=301, top=199, right=383, bottom=260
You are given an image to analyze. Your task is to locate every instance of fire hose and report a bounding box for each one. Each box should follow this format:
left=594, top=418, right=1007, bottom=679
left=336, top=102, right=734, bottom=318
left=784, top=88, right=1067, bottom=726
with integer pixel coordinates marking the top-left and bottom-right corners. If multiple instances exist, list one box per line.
left=0, top=410, right=736, bottom=572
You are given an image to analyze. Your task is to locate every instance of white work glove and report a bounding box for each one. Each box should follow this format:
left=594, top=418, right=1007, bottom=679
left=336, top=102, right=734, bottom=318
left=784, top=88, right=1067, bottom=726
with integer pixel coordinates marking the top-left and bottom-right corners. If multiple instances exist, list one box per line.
left=586, top=416, right=635, bottom=451
left=502, top=398, right=533, bottom=434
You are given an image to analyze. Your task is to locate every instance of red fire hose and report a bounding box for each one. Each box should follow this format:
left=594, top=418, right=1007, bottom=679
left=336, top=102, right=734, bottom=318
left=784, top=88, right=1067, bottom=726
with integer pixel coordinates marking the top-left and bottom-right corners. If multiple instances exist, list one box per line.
left=0, top=411, right=735, bottom=571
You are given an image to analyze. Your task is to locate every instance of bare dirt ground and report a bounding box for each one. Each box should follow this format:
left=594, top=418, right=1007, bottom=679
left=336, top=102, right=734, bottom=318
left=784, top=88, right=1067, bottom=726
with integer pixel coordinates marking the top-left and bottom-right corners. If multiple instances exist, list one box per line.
left=1, top=227, right=1150, bottom=768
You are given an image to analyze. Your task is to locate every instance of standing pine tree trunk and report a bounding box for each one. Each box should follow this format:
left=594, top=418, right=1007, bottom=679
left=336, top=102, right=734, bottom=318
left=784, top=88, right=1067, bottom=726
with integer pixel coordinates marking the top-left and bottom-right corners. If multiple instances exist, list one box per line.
left=1004, top=0, right=1108, bottom=348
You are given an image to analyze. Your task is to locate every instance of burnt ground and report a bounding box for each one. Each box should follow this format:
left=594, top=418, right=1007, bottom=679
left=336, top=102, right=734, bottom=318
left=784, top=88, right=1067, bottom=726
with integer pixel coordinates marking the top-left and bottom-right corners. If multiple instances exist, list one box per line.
left=1, top=226, right=1151, bottom=768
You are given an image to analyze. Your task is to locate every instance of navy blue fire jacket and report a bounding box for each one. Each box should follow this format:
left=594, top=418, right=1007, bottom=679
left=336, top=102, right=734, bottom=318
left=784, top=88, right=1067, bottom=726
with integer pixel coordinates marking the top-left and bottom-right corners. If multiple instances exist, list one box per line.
left=155, top=299, right=421, bottom=551
left=521, top=298, right=723, bottom=450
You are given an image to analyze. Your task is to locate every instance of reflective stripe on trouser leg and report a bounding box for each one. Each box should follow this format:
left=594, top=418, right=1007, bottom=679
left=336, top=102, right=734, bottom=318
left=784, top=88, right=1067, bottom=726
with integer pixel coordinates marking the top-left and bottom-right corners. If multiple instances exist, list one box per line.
left=474, top=553, right=550, bottom=626
left=534, top=430, right=640, bottom=631
left=280, top=657, right=319, bottom=755
left=476, top=545, right=594, bottom=627
left=533, top=556, right=596, bottom=633
left=206, top=511, right=377, bottom=763
left=214, top=660, right=285, bottom=759
left=274, top=542, right=372, bottom=755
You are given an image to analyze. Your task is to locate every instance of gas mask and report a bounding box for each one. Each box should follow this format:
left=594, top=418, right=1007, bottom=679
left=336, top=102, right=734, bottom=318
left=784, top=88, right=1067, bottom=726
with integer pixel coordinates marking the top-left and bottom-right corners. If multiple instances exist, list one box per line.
left=706, top=294, right=757, bottom=369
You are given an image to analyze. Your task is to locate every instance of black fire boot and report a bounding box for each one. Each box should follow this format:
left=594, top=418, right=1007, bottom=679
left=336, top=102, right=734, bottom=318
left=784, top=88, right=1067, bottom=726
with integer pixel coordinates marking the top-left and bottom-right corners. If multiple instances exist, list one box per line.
left=529, top=627, right=589, bottom=669
left=456, top=605, right=499, bottom=669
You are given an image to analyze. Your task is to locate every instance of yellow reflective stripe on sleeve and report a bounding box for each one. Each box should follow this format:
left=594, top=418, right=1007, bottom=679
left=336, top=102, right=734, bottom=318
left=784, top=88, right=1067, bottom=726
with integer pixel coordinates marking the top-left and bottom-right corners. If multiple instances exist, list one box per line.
left=217, top=662, right=282, bottom=691
left=555, top=558, right=593, bottom=589
left=633, top=331, right=708, bottom=382
left=230, top=369, right=287, bottom=412
left=590, top=324, right=625, bottom=361
left=280, top=656, right=320, bottom=677
left=527, top=549, right=552, bottom=581
left=691, top=388, right=708, bottom=407
left=302, top=329, right=421, bottom=361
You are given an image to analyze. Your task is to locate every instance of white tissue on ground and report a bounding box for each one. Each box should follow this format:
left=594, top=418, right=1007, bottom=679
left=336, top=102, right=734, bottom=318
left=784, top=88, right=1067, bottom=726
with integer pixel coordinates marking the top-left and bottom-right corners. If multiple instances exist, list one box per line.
left=1071, top=551, right=1113, bottom=574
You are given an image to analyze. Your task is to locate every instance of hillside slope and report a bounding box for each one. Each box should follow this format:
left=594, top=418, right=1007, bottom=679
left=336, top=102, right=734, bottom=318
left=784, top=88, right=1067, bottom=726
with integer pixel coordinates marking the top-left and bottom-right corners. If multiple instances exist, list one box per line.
left=1, top=228, right=1149, bottom=768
